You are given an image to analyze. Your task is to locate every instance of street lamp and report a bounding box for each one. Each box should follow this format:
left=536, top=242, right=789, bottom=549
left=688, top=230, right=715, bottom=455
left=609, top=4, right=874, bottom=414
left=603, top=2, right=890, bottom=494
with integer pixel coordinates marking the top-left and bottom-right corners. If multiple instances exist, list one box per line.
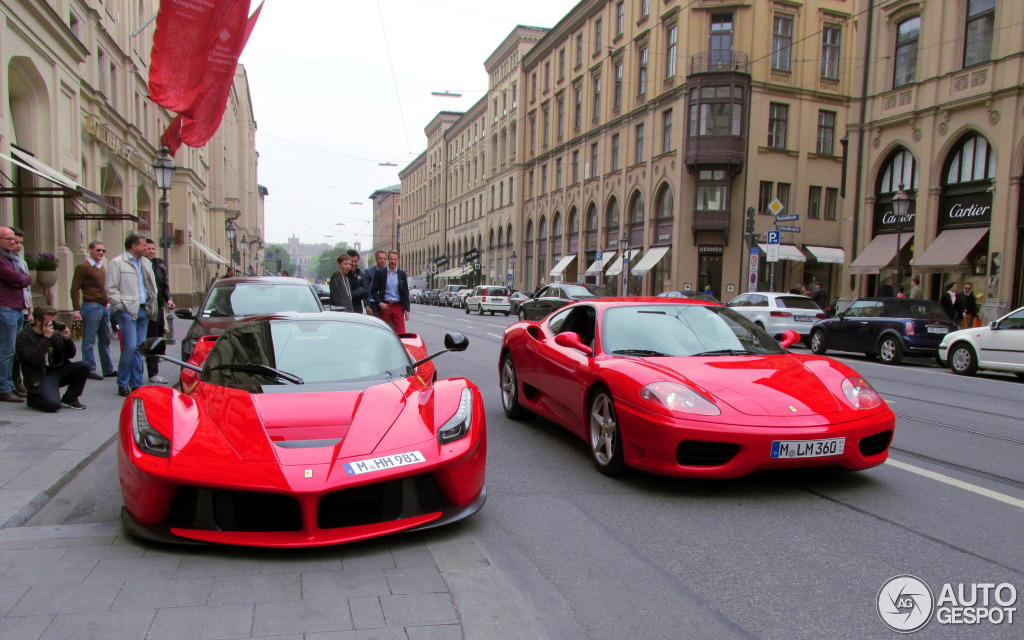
left=509, top=250, right=517, bottom=289
left=152, top=146, right=176, bottom=265
left=619, top=234, right=630, bottom=297
left=225, top=218, right=238, bottom=273
left=891, top=183, right=910, bottom=290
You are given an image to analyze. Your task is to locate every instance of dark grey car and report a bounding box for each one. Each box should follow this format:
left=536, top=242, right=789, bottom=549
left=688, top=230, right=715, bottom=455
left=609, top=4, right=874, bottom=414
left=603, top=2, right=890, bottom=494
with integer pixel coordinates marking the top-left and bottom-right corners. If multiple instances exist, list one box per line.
left=517, top=283, right=612, bottom=321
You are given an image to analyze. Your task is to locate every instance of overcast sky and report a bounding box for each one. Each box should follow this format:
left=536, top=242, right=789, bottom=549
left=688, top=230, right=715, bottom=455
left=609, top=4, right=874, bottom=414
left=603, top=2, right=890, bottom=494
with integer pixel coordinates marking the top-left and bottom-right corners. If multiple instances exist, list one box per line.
left=239, top=0, right=579, bottom=248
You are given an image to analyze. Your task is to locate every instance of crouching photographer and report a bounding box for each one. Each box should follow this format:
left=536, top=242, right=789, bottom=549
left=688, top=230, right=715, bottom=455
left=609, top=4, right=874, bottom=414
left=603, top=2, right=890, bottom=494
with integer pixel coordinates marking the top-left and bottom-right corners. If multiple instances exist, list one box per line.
left=15, top=306, right=90, bottom=412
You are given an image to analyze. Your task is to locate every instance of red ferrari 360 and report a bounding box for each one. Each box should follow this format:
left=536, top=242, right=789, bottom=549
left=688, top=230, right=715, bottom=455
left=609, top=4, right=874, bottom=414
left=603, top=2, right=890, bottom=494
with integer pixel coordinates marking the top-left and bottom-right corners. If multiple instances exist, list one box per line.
left=499, top=298, right=894, bottom=478
left=119, top=312, right=486, bottom=547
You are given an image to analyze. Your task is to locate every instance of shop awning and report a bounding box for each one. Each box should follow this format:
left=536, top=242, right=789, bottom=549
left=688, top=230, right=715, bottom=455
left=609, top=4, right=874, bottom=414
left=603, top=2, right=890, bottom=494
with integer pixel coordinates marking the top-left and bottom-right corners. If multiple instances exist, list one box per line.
left=848, top=233, right=913, bottom=275
left=191, top=238, right=230, bottom=266
left=584, top=250, right=616, bottom=275
left=630, top=246, right=670, bottom=276
left=913, top=227, right=989, bottom=270
left=436, top=267, right=459, bottom=279
left=450, top=265, right=473, bottom=278
left=549, top=254, right=577, bottom=277
left=758, top=243, right=806, bottom=262
left=0, top=149, right=105, bottom=205
left=605, top=249, right=640, bottom=276
left=804, top=245, right=845, bottom=264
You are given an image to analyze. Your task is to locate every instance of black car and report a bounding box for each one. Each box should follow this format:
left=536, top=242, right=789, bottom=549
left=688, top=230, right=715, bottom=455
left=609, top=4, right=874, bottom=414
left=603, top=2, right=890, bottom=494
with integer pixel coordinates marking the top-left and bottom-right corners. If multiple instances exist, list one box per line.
left=656, top=290, right=721, bottom=304
left=314, top=283, right=331, bottom=306
left=517, top=283, right=612, bottom=321
left=508, top=291, right=531, bottom=314
left=423, top=289, right=441, bottom=305
left=808, top=297, right=958, bottom=365
left=175, top=277, right=324, bottom=362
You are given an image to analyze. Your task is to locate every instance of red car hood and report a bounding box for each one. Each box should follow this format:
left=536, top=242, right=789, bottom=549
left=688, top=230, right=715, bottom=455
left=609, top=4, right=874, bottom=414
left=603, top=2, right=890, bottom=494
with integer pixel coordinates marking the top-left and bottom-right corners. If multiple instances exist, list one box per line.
left=633, top=355, right=843, bottom=417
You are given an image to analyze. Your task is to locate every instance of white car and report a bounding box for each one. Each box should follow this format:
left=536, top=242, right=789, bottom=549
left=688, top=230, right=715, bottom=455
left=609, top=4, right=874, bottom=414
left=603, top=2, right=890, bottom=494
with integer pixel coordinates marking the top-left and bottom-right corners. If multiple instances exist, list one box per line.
left=465, top=285, right=511, bottom=315
left=937, top=306, right=1024, bottom=378
left=725, top=292, right=825, bottom=344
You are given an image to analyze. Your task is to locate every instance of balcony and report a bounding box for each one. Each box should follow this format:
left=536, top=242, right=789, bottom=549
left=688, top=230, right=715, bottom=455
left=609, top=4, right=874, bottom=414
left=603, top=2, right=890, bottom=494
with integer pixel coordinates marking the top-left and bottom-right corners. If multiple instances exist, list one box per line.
left=685, top=51, right=751, bottom=173
left=691, top=210, right=730, bottom=241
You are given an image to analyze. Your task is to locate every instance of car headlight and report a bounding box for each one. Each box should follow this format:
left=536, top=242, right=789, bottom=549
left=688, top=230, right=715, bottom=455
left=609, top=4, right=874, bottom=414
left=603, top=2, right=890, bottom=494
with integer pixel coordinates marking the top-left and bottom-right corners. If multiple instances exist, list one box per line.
left=438, top=388, right=473, bottom=444
left=841, top=376, right=884, bottom=410
left=132, top=398, right=171, bottom=457
left=639, top=382, right=720, bottom=416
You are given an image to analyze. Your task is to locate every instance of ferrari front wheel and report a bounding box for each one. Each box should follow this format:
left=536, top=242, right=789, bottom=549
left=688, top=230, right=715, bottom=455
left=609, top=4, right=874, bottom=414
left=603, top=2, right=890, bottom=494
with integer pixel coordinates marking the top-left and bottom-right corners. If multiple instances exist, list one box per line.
left=589, top=390, right=626, bottom=477
left=500, top=355, right=527, bottom=419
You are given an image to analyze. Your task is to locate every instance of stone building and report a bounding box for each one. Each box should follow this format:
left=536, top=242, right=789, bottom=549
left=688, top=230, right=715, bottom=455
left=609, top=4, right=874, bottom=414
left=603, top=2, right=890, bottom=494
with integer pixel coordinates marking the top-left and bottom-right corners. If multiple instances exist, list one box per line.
left=369, top=183, right=401, bottom=256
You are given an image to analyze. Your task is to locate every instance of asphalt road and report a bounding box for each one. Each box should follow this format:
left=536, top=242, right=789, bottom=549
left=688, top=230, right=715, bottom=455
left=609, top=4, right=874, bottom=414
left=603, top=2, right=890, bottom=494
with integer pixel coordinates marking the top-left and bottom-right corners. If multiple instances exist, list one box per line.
left=29, top=303, right=1024, bottom=639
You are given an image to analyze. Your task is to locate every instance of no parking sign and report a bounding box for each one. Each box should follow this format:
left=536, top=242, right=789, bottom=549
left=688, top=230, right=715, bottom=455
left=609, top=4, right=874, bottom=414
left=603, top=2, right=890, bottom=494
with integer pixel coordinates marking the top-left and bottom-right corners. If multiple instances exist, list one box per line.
left=748, top=248, right=759, bottom=292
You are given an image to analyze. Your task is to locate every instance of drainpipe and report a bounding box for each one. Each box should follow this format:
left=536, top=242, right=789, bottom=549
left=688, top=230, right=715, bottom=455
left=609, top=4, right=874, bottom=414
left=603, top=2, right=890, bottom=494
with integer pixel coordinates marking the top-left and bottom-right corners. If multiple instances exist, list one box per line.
left=851, top=0, right=875, bottom=294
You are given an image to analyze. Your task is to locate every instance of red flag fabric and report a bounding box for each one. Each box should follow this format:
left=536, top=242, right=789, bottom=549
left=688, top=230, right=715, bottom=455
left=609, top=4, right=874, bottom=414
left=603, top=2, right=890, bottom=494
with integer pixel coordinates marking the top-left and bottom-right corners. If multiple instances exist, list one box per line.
left=149, top=0, right=251, bottom=112
left=161, top=114, right=185, bottom=156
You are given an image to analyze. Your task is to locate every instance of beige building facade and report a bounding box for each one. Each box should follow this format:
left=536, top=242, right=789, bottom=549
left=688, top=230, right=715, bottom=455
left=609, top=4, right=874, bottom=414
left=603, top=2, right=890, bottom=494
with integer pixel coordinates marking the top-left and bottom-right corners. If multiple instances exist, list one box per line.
left=369, top=184, right=401, bottom=257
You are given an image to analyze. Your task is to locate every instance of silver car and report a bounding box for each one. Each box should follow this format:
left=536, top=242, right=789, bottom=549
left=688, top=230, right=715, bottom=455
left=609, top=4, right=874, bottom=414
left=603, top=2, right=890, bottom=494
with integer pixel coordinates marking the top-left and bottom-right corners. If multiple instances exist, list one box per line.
left=725, top=292, right=825, bottom=344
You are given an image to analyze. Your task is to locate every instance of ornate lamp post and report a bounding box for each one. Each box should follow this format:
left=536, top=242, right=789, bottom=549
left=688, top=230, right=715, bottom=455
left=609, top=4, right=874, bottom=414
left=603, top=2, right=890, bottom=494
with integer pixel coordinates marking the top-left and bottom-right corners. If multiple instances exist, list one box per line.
left=619, top=234, right=630, bottom=297
left=509, top=250, right=517, bottom=289
left=891, top=183, right=910, bottom=290
left=225, top=218, right=238, bottom=273
left=152, top=146, right=176, bottom=265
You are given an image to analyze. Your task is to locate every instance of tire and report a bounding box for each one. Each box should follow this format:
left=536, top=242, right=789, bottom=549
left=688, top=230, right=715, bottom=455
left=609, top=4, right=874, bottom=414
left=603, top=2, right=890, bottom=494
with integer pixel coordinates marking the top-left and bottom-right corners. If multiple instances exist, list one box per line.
left=948, top=342, right=978, bottom=376
left=519, top=308, right=527, bottom=321
left=877, top=336, right=904, bottom=365
left=589, top=390, right=626, bottom=477
left=504, top=311, right=510, bottom=316
left=500, top=355, right=527, bottom=419
left=478, top=305, right=484, bottom=316
left=809, top=330, right=827, bottom=355
left=464, top=304, right=470, bottom=314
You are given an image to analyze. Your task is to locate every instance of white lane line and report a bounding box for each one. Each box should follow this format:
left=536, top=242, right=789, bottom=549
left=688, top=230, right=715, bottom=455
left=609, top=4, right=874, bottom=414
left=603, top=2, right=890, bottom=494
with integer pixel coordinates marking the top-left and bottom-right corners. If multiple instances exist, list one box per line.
left=487, top=333, right=502, bottom=339
left=886, top=458, right=1024, bottom=509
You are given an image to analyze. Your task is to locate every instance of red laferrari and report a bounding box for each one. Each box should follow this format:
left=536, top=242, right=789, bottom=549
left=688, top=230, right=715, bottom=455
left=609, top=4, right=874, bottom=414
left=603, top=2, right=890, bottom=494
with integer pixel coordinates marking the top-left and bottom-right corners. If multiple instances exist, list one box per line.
left=499, top=298, right=894, bottom=478
left=119, top=312, right=486, bottom=547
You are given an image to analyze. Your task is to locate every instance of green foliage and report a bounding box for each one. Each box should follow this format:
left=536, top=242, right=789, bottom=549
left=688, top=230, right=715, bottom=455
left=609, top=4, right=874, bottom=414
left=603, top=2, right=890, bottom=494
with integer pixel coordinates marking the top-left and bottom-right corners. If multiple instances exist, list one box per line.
left=264, top=243, right=297, bottom=275
left=312, top=241, right=353, bottom=282
left=25, top=252, right=58, bottom=270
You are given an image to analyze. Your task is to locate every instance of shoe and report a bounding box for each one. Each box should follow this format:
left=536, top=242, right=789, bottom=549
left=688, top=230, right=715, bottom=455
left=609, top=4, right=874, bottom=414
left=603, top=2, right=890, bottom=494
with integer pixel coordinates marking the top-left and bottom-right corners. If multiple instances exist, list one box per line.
left=117, top=385, right=131, bottom=397
left=13, top=378, right=26, bottom=394
left=13, top=389, right=26, bottom=398
left=0, top=391, right=25, bottom=403
left=103, top=370, right=118, bottom=377
left=61, top=399, right=87, bottom=410
left=88, top=373, right=104, bottom=381
left=148, top=375, right=169, bottom=384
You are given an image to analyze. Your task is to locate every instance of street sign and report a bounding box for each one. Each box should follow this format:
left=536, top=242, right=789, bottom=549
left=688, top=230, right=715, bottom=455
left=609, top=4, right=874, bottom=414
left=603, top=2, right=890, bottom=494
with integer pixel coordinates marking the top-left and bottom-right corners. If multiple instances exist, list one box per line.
left=766, top=230, right=781, bottom=244
left=748, top=248, right=759, bottom=292
left=774, top=225, right=802, bottom=233
left=766, top=245, right=780, bottom=263
left=596, top=251, right=603, bottom=261
left=774, top=214, right=800, bottom=221
left=767, top=198, right=785, bottom=216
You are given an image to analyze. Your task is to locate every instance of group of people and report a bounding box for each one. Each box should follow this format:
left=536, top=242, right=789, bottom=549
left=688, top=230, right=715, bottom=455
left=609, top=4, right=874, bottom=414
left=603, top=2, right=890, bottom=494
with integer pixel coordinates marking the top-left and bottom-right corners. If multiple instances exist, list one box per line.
left=328, top=249, right=411, bottom=333
left=941, top=281, right=980, bottom=328
left=788, top=281, right=830, bottom=311
left=0, top=230, right=175, bottom=412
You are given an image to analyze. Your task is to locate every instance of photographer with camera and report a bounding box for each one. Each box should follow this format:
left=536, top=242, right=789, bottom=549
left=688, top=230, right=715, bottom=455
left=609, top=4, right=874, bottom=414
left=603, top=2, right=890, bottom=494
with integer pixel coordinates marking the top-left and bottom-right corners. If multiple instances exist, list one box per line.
left=15, top=305, right=90, bottom=412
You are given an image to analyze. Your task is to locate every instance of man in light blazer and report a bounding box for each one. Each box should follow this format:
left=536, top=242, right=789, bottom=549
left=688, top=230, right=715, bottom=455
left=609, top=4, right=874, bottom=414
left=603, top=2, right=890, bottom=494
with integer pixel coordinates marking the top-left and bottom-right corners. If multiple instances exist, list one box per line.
left=106, top=233, right=158, bottom=396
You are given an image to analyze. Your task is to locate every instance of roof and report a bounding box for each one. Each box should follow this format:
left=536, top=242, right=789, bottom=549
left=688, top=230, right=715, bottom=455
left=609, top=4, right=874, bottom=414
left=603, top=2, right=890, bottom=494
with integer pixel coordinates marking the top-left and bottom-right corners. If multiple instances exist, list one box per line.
left=231, top=311, right=394, bottom=330
left=212, top=276, right=314, bottom=287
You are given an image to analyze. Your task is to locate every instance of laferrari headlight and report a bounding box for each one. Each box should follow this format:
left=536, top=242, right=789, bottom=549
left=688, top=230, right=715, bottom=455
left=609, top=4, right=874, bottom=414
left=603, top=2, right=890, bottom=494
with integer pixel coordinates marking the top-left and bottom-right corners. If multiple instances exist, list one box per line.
left=438, top=388, right=473, bottom=444
left=640, top=382, right=720, bottom=416
left=841, top=376, right=883, bottom=410
left=132, top=398, right=171, bottom=457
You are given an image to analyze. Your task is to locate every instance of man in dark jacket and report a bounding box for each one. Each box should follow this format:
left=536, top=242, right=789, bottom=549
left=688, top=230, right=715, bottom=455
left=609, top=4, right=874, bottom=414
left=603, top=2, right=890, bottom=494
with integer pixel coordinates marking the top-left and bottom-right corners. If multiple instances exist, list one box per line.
left=370, top=250, right=411, bottom=333
left=328, top=254, right=354, bottom=311
left=362, top=250, right=388, bottom=317
left=15, top=306, right=90, bottom=411
left=810, top=281, right=828, bottom=311
left=143, top=239, right=175, bottom=384
left=346, top=249, right=367, bottom=314
left=940, top=282, right=964, bottom=322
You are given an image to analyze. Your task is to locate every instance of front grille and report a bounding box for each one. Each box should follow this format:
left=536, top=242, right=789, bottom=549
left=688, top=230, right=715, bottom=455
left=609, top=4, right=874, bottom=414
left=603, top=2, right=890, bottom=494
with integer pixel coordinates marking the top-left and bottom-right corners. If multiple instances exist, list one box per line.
left=170, top=487, right=302, bottom=532
left=676, top=440, right=740, bottom=466
left=318, top=474, right=444, bottom=529
left=859, top=430, right=893, bottom=457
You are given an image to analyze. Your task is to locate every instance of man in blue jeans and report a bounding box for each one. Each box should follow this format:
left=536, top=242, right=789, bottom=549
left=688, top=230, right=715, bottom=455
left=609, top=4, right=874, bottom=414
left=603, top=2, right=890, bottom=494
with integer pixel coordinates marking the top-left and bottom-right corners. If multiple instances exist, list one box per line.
left=106, top=233, right=158, bottom=397
left=71, top=240, right=116, bottom=380
left=0, top=226, right=32, bottom=403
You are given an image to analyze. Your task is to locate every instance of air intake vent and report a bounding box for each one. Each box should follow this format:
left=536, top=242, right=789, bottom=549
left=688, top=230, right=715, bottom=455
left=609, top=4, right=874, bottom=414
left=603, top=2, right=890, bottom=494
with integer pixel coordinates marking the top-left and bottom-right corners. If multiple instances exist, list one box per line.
left=676, top=440, right=740, bottom=466
left=859, top=430, right=893, bottom=457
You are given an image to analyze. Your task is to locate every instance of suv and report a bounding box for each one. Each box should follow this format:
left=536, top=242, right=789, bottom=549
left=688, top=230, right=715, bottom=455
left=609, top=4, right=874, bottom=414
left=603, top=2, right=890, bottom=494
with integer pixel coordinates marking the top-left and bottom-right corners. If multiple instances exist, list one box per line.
left=438, top=284, right=469, bottom=307
left=809, top=297, right=958, bottom=365
left=465, top=285, right=511, bottom=315
left=726, top=292, right=825, bottom=344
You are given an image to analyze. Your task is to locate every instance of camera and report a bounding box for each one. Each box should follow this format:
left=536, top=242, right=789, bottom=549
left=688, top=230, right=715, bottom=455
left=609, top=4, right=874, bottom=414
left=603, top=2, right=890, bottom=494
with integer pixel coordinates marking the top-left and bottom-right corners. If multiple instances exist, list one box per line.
left=51, top=321, right=67, bottom=332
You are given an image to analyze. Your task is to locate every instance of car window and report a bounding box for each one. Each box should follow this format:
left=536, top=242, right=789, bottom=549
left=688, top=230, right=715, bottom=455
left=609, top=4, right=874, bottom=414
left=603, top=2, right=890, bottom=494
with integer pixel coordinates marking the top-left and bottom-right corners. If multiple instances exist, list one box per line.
left=202, top=283, right=320, bottom=317
left=999, top=309, right=1024, bottom=329
left=727, top=295, right=748, bottom=307
left=601, top=304, right=785, bottom=356
left=844, top=301, right=883, bottom=318
left=484, top=287, right=508, bottom=296
left=560, top=306, right=597, bottom=347
left=563, top=284, right=610, bottom=298
left=776, top=296, right=820, bottom=310
left=547, top=308, right=573, bottom=333
left=904, top=301, right=949, bottom=319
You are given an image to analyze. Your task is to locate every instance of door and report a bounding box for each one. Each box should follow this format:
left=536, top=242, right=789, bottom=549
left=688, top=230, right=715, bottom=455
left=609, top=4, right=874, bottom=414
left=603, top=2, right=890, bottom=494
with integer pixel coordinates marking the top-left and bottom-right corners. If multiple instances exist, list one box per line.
left=977, top=309, right=1024, bottom=369
left=532, top=306, right=595, bottom=434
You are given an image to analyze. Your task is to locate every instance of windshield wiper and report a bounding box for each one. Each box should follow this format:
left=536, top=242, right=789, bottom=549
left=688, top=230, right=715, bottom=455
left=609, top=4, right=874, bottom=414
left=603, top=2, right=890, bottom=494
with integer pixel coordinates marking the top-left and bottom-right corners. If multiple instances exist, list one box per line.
left=210, top=364, right=304, bottom=384
left=692, top=349, right=757, bottom=357
left=611, top=348, right=669, bottom=357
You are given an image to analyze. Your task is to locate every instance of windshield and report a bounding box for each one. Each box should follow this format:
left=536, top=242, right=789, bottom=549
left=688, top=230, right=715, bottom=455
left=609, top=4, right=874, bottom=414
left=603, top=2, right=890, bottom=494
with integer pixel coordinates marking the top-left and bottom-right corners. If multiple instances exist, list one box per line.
left=564, top=284, right=612, bottom=299
left=201, top=283, right=320, bottom=317
left=776, top=296, right=821, bottom=310
left=601, top=304, right=786, bottom=356
left=201, top=319, right=412, bottom=389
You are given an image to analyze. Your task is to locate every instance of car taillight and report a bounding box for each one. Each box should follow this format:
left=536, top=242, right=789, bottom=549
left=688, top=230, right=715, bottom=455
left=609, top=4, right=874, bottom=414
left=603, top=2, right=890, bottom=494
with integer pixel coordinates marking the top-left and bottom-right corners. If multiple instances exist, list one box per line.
left=905, top=321, right=915, bottom=335
left=482, top=295, right=487, bottom=302
left=770, top=311, right=792, bottom=318
left=816, top=313, right=825, bottom=319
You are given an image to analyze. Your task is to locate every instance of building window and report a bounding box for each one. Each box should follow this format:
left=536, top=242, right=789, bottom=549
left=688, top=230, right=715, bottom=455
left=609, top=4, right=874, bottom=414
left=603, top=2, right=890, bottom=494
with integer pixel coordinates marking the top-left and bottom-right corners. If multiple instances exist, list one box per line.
left=637, top=46, right=648, bottom=96
left=768, top=103, right=788, bottom=148
left=616, top=2, right=625, bottom=36
left=611, top=133, right=620, bottom=171
left=635, top=124, right=645, bottom=163
left=771, top=16, right=793, bottom=72
left=556, top=158, right=563, bottom=189
left=543, top=107, right=550, bottom=145
left=557, top=98, right=565, bottom=138
left=541, top=164, right=548, bottom=195
left=572, top=150, right=580, bottom=183
left=758, top=181, right=774, bottom=213
left=640, top=0, right=649, bottom=19
left=776, top=183, right=790, bottom=212
left=590, top=143, right=599, bottom=178
left=592, top=74, right=602, bottom=121
left=559, top=49, right=566, bottom=81
left=529, top=170, right=535, bottom=198
left=544, top=62, right=551, bottom=90
left=605, top=197, right=620, bottom=247
left=894, top=17, right=920, bottom=88
left=808, top=186, right=822, bottom=219
left=688, top=86, right=744, bottom=137
left=709, top=14, right=734, bottom=69
left=696, top=170, right=728, bottom=211
left=817, top=111, right=836, bottom=155
left=662, top=109, right=673, bottom=153
left=531, top=72, right=537, bottom=101
left=821, top=25, right=841, bottom=79
left=666, top=25, right=678, bottom=77
left=576, top=33, right=584, bottom=66
left=964, top=0, right=995, bottom=67
left=824, top=188, right=838, bottom=220
left=529, top=115, right=536, bottom=153
left=595, top=19, right=603, bottom=52
left=512, top=82, right=517, bottom=108
left=946, top=133, right=996, bottom=184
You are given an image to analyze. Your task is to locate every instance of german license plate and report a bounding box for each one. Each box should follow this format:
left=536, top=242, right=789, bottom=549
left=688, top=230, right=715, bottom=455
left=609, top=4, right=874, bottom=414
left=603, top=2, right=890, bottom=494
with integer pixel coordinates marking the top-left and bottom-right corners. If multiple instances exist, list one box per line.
left=343, top=451, right=426, bottom=475
left=795, top=315, right=816, bottom=322
left=770, top=438, right=845, bottom=459
left=927, top=327, right=949, bottom=334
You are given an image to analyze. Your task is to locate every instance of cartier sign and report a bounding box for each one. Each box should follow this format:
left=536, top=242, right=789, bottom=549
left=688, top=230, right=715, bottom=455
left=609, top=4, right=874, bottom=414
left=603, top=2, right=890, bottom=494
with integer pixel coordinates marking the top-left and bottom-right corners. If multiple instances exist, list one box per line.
left=939, top=191, right=992, bottom=229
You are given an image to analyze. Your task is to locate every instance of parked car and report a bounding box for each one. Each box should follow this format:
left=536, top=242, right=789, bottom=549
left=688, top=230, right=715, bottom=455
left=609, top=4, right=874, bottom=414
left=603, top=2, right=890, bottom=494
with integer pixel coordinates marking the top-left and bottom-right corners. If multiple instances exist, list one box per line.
left=499, top=298, right=894, bottom=478
left=517, top=283, right=612, bottom=321
left=175, top=277, right=324, bottom=362
left=509, top=291, right=531, bottom=315
left=465, top=285, right=511, bottom=315
left=657, top=290, right=720, bottom=304
left=123, top=313, right=485, bottom=546
left=937, top=306, right=1024, bottom=378
left=314, top=283, right=331, bottom=306
left=726, top=292, right=825, bottom=344
left=809, top=297, right=958, bottom=365
left=438, top=284, right=469, bottom=307
left=423, top=289, right=441, bottom=305
left=409, top=288, right=424, bottom=304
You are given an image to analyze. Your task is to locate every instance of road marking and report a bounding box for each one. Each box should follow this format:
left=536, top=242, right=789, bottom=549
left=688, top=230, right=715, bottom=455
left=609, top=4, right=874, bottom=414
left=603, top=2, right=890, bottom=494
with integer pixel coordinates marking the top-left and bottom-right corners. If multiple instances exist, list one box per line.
left=886, top=458, right=1024, bottom=509
left=488, top=333, right=502, bottom=339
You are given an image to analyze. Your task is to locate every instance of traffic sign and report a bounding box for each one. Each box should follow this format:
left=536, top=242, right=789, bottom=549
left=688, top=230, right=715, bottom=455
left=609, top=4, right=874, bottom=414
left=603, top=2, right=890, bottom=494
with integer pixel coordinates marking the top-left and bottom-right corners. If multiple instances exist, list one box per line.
left=748, top=248, right=759, bottom=292
left=774, top=214, right=800, bottom=221
left=774, top=225, right=802, bottom=233
left=596, top=251, right=603, bottom=261
left=766, top=244, right=780, bottom=263
left=766, top=230, right=781, bottom=244
left=767, top=198, right=785, bottom=216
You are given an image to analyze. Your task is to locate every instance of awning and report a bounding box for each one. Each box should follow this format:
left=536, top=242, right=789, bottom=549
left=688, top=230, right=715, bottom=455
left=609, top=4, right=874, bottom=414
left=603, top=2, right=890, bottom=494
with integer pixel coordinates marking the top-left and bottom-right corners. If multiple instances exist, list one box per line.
left=191, top=238, right=230, bottom=266
left=848, top=233, right=913, bottom=274
left=913, top=227, right=989, bottom=270
left=804, top=245, right=845, bottom=264
left=549, top=254, right=577, bottom=277
left=605, top=249, right=640, bottom=276
left=436, top=267, right=459, bottom=279
left=0, top=149, right=105, bottom=205
left=758, top=243, right=806, bottom=262
left=584, top=250, right=616, bottom=275
left=630, top=246, right=670, bottom=276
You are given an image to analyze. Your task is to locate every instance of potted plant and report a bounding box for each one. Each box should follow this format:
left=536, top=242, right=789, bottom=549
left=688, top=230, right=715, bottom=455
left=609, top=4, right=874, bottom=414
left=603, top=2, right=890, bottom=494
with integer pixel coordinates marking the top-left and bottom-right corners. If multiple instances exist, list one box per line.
left=26, top=252, right=59, bottom=288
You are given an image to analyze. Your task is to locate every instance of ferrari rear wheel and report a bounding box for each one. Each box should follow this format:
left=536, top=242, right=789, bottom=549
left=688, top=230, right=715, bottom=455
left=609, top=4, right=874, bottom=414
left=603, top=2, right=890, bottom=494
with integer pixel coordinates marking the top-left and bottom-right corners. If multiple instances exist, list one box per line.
left=949, top=343, right=978, bottom=376
left=589, top=391, right=626, bottom=477
left=809, top=330, right=827, bottom=355
left=500, top=355, right=527, bottom=419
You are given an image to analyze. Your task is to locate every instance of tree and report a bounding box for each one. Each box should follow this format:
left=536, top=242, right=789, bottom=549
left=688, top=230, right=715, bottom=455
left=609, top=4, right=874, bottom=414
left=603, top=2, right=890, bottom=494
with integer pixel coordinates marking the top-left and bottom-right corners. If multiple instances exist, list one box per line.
left=264, top=243, right=297, bottom=275
left=312, top=242, right=353, bottom=282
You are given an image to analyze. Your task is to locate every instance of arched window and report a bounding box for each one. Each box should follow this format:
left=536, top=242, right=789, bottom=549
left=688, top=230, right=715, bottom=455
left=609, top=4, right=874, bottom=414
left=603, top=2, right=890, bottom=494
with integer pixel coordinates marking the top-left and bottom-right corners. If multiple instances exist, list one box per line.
left=944, top=132, right=995, bottom=186
left=873, top=147, right=919, bottom=235
left=568, top=206, right=580, bottom=253
left=628, top=190, right=645, bottom=248
left=552, top=211, right=563, bottom=256
left=653, top=183, right=673, bottom=244
left=604, top=196, right=619, bottom=247
left=585, top=202, right=598, bottom=251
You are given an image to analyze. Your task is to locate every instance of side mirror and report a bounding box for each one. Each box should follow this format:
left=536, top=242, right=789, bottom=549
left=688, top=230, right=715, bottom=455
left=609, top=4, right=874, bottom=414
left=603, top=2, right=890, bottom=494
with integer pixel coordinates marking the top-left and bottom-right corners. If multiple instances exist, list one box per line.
left=778, top=330, right=801, bottom=349
left=139, top=337, right=166, bottom=356
left=836, top=312, right=845, bottom=320
left=444, top=332, right=469, bottom=352
left=989, top=321, right=999, bottom=330
left=174, top=307, right=195, bottom=320
left=554, top=331, right=592, bottom=355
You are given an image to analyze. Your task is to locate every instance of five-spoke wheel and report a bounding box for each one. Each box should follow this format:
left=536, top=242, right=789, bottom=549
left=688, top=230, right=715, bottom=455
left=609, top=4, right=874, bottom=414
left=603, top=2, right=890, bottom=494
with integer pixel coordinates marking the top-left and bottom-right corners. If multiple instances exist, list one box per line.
left=589, top=391, right=625, bottom=476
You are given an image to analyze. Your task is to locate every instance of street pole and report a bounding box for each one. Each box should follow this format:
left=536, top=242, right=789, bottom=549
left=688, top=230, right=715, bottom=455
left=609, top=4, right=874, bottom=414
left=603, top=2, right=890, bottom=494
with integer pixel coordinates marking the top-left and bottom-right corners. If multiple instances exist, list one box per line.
left=892, top=184, right=909, bottom=292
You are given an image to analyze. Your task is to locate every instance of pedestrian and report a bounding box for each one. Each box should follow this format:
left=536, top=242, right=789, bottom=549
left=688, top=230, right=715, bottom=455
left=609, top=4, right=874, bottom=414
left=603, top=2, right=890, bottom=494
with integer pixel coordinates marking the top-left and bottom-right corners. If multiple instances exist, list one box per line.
left=371, top=250, right=411, bottom=333
left=961, top=281, right=978, bottom=328
left=328, top=254, right=354, bottom=312
left=71, top=240, right=117, bottom=381
left=9, top=228, right=31, bottom=397
left=897, top=286, right=906, bottom=298
left=0, top=226, right=32, bottom=403
left=278, top=269, right=288, bottom=277
left=810, top=281, right=828, bottom=310
left=143, top=239, right=176, bottom=383
left=346, top=249, right=367, bottom=314
left=362, top=250, right=388, bottom=317
left=878, top=275, right=896, bottom=297
left=15, top=305, right=90, bottom=411
left=940, top=281, right=964, bottom=323
left=106, top=233, right=158, bottom=397
left=908, top=276, right=923, bottom=299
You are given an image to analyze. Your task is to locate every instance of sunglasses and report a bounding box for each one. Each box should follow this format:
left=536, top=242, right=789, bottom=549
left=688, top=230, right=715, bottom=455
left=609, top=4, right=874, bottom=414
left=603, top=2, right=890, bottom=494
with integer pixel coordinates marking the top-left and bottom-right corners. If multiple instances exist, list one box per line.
left=94, top=249, right=106, bottom=253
